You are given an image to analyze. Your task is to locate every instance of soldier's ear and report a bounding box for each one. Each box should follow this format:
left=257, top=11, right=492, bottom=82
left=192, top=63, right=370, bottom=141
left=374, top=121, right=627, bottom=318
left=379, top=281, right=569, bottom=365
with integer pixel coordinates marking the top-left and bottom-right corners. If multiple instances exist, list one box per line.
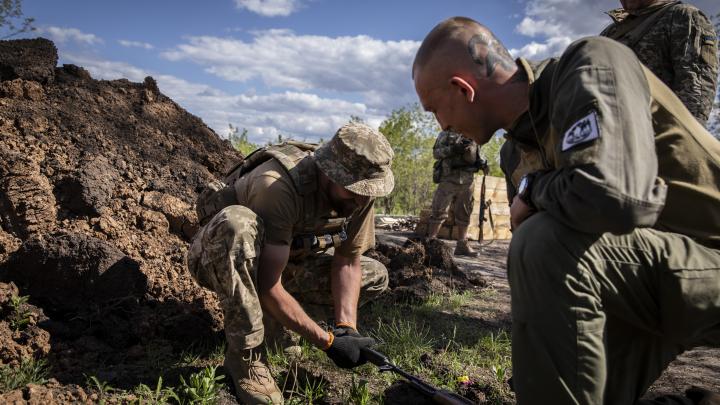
left=450, top=76, right=475, bottom=103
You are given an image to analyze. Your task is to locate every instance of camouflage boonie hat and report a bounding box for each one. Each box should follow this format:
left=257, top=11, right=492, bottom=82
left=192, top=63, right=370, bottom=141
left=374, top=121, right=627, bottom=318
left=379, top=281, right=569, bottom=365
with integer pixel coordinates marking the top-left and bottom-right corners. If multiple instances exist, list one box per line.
left=314, top=122, right=395, bottom=197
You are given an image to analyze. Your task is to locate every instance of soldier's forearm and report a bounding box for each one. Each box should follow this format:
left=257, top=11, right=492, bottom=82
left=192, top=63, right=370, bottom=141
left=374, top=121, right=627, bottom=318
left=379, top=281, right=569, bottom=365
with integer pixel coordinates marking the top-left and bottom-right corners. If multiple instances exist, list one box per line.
left=330, top=254, right=362, bottom=328
left=259, top=286, right=330, bottom=348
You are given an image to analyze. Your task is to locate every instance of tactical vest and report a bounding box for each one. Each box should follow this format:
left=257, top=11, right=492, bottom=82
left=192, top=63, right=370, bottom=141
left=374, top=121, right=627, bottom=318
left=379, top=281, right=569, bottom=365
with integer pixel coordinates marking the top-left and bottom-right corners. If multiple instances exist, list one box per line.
left=195, top=141, right=348, bottom=257
left=601, top=1, right=680, bottom=48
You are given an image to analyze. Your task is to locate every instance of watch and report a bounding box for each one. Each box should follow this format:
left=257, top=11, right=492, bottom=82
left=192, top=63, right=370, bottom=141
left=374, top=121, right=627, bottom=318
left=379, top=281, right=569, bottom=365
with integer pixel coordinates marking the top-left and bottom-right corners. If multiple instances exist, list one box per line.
left=517, top=173, right=536, bottom=208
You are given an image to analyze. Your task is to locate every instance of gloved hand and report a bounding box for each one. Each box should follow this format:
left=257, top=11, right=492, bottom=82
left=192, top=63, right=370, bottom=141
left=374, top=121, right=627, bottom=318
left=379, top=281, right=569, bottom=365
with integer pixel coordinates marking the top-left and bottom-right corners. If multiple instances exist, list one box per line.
left=323, top=326, right=375, bottom=369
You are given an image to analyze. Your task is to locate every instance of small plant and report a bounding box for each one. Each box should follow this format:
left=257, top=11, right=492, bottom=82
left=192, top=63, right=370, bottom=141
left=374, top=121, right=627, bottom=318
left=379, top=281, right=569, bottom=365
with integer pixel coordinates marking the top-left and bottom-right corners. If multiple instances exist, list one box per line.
left=491, top=363, right=507, bottom=383
left=346, top=377, right=371, bottom=405
left=133, top=376, right=180, bottom=404
left=179, top=365, right=224, bottom=404
left=8, top=294, right=32, bottom=331
left=85, top=375, right=116, bottom=403
left=0, top=357, right=49, bottom=393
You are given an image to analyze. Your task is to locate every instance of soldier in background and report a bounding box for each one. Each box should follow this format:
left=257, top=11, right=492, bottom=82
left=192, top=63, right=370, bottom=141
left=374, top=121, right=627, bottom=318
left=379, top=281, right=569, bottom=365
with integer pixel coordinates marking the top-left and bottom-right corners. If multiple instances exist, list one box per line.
left=187, top=123, right=393, bottom=404
left=426, top=130, right=487, bottom=257
left=600, top=0, right=718, bottom=125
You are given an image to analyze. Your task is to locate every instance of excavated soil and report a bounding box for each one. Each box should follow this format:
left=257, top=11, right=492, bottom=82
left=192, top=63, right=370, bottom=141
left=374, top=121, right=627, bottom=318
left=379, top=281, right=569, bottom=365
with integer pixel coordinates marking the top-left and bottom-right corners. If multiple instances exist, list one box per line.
left=0, top=38, right=240, bottom=400
left=366, top=237, right=487, bottom=302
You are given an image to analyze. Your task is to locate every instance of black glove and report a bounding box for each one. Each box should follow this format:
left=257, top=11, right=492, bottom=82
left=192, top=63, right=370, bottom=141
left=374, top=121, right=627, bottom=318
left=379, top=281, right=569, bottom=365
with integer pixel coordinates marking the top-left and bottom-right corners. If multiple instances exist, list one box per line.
left=324, top=326, right=375, bottom=369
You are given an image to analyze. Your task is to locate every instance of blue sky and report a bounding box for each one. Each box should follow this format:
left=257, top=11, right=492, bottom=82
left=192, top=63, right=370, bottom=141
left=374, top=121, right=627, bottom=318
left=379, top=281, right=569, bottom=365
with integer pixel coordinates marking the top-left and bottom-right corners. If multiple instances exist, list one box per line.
left=21, top=0, right=720, bottom=143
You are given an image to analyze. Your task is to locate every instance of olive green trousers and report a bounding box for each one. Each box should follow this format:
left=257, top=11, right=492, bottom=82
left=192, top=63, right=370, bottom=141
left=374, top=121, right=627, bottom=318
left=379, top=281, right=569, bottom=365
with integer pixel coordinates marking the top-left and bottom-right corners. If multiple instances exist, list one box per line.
left=508, top=213, right=720, bottom=405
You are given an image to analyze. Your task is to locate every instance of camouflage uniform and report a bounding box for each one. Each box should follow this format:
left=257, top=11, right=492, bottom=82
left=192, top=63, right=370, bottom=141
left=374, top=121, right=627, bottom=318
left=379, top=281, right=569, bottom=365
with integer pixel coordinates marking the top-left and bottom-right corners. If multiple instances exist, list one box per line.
left=429, top=130, right=481, bottom=227
left=187, top=123, right=394, bottom=351
left=501, top=37, right=720, bottom=404
left=600, top=0, right=718, bottom=124
left=187, top=205, right=388, bottom=349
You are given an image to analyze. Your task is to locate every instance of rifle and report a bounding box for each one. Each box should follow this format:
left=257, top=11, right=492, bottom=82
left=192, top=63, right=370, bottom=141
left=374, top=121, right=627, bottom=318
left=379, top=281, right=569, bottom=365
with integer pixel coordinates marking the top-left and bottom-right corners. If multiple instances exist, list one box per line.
left=477, top=162, right=494, bottom=245
left=361, top=347, right=475, bottom=405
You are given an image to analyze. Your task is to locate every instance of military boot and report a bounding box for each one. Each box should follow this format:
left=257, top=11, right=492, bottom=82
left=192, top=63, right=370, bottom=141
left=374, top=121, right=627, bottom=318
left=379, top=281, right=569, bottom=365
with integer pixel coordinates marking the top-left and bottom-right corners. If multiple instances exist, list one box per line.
left=454, top=240, right=478, bottom=257
left=223, top=344, right=284, bottom=404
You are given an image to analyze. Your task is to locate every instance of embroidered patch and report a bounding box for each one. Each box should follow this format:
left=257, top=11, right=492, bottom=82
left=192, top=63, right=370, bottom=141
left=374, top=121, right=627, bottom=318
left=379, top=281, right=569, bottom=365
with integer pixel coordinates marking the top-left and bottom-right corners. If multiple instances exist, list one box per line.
left=562, top=111, right=600, bottom=152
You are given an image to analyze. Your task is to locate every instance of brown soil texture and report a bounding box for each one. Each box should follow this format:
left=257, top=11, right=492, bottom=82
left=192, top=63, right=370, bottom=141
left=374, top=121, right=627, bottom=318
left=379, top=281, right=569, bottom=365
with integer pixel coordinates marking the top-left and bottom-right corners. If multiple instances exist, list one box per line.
left=0, top=38, right=241, bottom=399
left=366, top=237, right=487, bottom=302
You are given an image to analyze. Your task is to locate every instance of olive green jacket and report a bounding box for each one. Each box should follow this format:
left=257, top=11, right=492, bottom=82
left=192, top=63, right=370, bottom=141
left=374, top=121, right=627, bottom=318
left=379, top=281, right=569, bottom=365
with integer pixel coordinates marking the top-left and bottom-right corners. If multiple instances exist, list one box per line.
left=501, top=36, right=720, bottom=249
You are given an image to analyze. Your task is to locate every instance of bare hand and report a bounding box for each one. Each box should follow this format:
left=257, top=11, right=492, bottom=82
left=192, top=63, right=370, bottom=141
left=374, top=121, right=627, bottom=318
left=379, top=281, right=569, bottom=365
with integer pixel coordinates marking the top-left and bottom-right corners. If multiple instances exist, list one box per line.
left=510, top=195, right=534, bottom=231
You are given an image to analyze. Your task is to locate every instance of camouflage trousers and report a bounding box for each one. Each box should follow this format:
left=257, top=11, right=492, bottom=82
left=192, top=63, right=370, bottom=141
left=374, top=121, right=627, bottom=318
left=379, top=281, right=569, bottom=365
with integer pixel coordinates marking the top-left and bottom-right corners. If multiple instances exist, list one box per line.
left=509, top=212, right=720, bottom=404
left=187, top=205, right=388, bottom=350
left=429, top=179, right=475, bottom=226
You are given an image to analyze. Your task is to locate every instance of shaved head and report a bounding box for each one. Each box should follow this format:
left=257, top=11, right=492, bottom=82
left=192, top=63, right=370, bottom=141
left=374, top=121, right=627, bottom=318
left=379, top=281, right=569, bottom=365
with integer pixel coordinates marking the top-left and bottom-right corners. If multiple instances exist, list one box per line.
left=413, top=17, right=516, bottom=81
left=412, top=17, right=527, bottom=145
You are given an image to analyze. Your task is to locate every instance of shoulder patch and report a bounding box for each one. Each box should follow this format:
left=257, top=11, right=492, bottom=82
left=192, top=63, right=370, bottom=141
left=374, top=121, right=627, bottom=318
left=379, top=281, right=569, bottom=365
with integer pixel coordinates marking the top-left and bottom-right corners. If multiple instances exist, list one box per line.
left=562, top=111, right=600, bottom=152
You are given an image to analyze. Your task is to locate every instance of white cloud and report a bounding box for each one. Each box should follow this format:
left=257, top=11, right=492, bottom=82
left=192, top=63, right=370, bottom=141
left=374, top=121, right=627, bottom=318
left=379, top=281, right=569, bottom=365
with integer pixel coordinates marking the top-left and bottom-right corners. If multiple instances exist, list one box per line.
left=161, top=30, right=419, bottom=110
left=234, top=0, right=301, bottom=17
left=118, top=40, right=154, bottom=50
left=38, top=26, right=103, bottom=46
left=60, top=53, right=385, bottom=144
left=510, top=36, right=572, bottom=60
left=512, top=0, right=720, bottom=60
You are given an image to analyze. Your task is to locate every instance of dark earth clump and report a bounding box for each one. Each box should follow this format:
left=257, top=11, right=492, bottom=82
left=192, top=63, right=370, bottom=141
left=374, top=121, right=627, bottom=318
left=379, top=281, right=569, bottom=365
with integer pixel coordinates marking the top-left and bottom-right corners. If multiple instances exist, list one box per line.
left=366, top=237, right=487, bottom=302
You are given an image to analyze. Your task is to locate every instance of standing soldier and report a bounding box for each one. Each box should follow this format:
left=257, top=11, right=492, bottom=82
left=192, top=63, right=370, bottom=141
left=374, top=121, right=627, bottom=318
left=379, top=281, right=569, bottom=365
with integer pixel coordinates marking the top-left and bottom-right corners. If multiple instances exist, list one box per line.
left=600, top=0, right=718, bottom=125
left=426, top=130, right=487, bottom=257
left=413, top=17, right=720, bottom=404
left=187, top=123, right=394, bottom=404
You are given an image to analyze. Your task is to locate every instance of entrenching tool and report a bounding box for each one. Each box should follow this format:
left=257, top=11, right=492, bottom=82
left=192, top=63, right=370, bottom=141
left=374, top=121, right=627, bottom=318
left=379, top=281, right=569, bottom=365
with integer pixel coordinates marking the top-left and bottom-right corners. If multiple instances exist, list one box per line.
left=361, top=347, right=476, bottom=405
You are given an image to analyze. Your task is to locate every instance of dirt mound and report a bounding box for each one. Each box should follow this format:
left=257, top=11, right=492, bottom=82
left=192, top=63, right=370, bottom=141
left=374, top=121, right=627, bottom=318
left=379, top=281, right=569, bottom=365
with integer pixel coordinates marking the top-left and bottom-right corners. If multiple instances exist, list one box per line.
left=2, top=233, right=147, bottom=314
left=367, top=237, right=487, bottom=302
left=0, top=37, right=238, bottom=391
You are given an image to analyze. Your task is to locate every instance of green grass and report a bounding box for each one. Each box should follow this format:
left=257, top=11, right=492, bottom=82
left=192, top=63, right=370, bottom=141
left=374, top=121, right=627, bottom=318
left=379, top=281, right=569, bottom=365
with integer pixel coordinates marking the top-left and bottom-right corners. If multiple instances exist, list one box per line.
left=176, top=340, right=226, bottom=368
left=370, top=317, right=435, bottom=372
left=0, top=357, right=50, bottom=393
left=285, top=375, right=328, bottom=405
left=419, top=290, right=475, bottom=313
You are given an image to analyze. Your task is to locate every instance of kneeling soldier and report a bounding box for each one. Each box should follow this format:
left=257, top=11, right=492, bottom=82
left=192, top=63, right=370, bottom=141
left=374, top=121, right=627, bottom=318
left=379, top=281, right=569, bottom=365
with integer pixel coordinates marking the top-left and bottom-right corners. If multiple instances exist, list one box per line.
left=187, top=123, right=394, bottom=404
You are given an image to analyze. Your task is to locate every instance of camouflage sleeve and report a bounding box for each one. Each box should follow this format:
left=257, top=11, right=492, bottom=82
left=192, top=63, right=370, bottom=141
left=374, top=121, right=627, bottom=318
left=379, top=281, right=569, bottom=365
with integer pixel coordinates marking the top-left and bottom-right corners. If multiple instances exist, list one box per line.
left=529, top=37, right=667, bottom=234
left=668, top=6, right=718, bottom=123
left=432, top=133, right=457, bottom=159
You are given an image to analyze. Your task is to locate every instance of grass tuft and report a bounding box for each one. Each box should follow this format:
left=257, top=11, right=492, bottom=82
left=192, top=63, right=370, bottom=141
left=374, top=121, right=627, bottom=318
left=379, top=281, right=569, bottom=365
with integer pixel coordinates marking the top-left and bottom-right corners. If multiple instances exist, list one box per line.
left=371, top=317, right=435, bottom=371
left=0, top=357, right=49, bottom=393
